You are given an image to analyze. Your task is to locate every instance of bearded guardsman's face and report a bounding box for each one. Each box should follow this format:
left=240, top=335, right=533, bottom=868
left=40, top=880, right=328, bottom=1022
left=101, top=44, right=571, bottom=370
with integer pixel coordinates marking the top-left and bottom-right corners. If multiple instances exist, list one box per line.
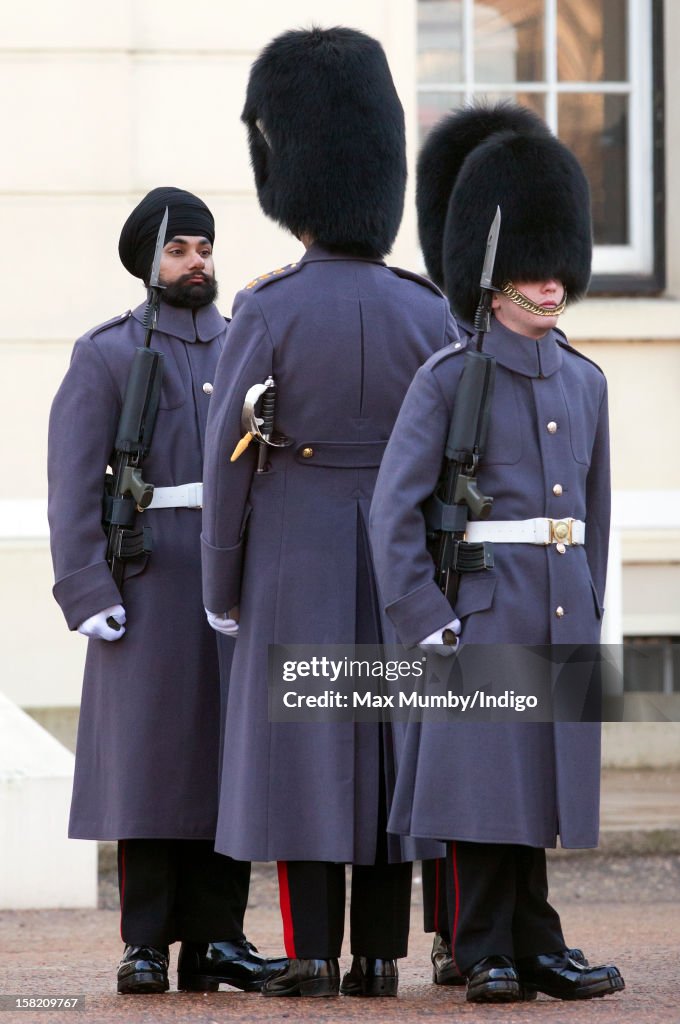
left=156, top=235, right=218, bottom=308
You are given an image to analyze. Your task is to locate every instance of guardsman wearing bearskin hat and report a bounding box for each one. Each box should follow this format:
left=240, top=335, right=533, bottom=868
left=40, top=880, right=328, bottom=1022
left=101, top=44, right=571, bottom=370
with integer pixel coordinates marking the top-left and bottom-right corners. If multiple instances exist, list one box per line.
left=370, top=103, right=625, bottom=1004
left=201, top=26, right=458, bottom=998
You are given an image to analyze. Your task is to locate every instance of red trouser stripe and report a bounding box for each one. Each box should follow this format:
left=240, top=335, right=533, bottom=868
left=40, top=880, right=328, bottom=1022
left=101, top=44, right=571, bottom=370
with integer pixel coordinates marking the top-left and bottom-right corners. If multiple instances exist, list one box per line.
left=277, top=861, right=297, bottom=958
left=119, top=840, right=126, bottom=941
left=451, top=842, right=461, bottom=969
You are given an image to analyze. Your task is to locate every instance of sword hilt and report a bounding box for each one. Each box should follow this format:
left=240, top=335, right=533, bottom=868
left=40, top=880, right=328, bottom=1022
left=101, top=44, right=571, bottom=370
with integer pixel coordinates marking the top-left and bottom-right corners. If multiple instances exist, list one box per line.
left=260, top=379, right=276, bottom=440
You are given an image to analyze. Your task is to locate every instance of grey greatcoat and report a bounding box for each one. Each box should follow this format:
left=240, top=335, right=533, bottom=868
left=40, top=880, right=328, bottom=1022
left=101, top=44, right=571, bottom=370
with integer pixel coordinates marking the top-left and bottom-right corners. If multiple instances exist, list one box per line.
left=201, top=245, right=457, bottom=863
left=48, top=301, right=230, bottom=840
left=369, top=318, right=611, bottom=849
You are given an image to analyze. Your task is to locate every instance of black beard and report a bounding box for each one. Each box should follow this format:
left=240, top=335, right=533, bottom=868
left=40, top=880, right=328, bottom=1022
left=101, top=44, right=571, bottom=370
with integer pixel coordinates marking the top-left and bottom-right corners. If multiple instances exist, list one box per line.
left=161, top=272, right=218, bottom=309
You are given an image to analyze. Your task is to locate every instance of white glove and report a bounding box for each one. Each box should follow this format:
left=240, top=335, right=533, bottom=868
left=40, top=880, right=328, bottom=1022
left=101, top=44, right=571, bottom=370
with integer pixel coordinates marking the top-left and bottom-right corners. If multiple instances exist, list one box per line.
left=206, top=610, right=239, bottom=637
left=77, top=604, right=126, bottom=641
left=418, top=618, right=461, bottom=656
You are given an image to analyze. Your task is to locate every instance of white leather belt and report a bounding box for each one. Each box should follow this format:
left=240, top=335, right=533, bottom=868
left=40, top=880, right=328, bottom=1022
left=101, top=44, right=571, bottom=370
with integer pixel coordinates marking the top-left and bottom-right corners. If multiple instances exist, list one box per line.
left=146, top=482, right=203, bottom=510
left=464, top=517, right=585, bottom=545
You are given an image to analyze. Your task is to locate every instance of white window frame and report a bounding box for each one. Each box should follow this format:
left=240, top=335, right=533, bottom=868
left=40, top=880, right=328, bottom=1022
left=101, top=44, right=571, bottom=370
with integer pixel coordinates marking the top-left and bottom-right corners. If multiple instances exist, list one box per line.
left=417, top=0, right=656, bottom=278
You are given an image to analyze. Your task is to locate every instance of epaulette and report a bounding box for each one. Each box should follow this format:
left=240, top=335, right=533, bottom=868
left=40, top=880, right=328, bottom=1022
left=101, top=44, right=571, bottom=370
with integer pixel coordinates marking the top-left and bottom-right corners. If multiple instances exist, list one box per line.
left=387, top=265, right=445, bottom=298
left=89, top=310, right=132, bottom=339
left=244, top=262, right=302, bottom=291
left=554, top=328, right=605, bottom=375
left=427, top=334, right=469, bottom=368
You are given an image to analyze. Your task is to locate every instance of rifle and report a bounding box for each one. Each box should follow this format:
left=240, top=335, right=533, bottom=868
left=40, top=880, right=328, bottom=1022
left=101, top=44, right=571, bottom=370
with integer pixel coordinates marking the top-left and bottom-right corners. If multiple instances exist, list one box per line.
left=102, top=208, right=168, bottom=589
left=425, top=207, right=501, bottom=607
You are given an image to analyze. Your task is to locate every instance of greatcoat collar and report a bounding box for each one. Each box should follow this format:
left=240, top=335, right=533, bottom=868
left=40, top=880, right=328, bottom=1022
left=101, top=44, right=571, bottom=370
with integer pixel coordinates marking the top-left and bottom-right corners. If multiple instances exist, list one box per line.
left=300, top=242, right=385, bottom=266
left=460, top=317, right=563, bottom=379
left=131, top=299, right=226, bottom=344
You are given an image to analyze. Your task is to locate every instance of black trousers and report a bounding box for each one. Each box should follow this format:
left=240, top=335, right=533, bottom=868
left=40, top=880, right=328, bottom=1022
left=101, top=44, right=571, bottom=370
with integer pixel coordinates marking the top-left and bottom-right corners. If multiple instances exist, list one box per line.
left=276, top=724, right=412, bottom=960
left=117, top=838, right=250, bottom=948
left=422, top=857, right=450, bottom=940
left=446, top=842, right=565, bottom=974
left=273, top=519, right=412, bottom=960
left=277, top=858, right=412, bottom=959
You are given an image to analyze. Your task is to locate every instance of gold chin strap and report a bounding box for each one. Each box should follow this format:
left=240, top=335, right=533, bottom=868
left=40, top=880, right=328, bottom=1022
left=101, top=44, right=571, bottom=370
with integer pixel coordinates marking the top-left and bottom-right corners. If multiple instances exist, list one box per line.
left=502, top=281, right=567, bottom=317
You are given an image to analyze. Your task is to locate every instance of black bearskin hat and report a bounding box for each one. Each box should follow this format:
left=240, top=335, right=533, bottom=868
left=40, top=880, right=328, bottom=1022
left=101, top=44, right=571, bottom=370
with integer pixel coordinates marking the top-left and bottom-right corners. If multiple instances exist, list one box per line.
left=242, top=26, right=406, bottom=259
left=417, top=102, right=592, bottom=321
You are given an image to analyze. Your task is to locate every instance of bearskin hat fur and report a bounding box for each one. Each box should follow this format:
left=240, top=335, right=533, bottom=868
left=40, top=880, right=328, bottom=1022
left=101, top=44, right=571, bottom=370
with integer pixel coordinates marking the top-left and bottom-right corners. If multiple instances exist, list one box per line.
left=242, top=26, right=406, bottom=259
left=417, top=102, right=592, bottom=322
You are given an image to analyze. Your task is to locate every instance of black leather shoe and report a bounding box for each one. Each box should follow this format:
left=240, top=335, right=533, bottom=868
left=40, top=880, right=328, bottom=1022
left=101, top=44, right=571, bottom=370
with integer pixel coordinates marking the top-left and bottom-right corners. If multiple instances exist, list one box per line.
left=340, top=957, right=398, bottom=997
left=261, top=958, right=340, bottom=997
left=465, top=955, right=522, bottom=1003
left=177, top=939, right=287, bottom=993
left=117, top=945, right=169, bottom=994
left=431, top=933, right=465, bottom=986
left=517, top=951, right=625, bottom=1000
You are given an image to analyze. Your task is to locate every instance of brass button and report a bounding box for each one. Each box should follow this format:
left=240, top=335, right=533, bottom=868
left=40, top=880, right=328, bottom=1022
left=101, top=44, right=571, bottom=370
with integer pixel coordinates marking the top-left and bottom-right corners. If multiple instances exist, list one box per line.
left=555, top=606, right=565, bottom=618
left=553, top=484, right=563, bottom=496
left=202, top=382, right=214, bottom=395
left=301, top=446, right=314, bottom=459
left=556, top=542, right=566, bottom=555
left=547, top=421, right=557, bottom=434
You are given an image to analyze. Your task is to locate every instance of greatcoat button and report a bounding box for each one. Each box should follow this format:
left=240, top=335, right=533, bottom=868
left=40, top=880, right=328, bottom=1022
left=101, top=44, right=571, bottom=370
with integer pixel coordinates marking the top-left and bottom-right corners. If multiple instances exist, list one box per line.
left=553, top=484, right=563, bottom=496
left=547, top=421, right=557, bottom=433
left=202, top=382, right=214, bottom=395
left=555, top=606, right=565, bottom=618
left=556, top=543, right=566, bottom=555
left=301, top=447, right=314, bottom=459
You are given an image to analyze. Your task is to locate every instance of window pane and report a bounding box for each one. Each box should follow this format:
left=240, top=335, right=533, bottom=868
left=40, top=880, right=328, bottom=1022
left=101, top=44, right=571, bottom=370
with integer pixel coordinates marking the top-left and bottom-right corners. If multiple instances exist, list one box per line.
left=558, top=0, right=627, bottom=82
left=418, top=0, right=464, bottom=84
left=419, top=91, right=465, bottom=144
left=623, top=641, right=666, bottom=693
left=474, top=0, right=544, bottom=83
left=559, top=93, right=628, bottom=245
left=473, top=90, right=546, bottom=120
left=623, top=639, right=679, bottom=694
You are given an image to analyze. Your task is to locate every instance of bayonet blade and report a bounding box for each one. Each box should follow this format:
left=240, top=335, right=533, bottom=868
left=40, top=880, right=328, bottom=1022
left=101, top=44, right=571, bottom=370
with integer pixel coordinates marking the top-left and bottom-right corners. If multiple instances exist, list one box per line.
left=148, top=206, right=169, bottom=289
left=479, top=206, right=501, bottom=291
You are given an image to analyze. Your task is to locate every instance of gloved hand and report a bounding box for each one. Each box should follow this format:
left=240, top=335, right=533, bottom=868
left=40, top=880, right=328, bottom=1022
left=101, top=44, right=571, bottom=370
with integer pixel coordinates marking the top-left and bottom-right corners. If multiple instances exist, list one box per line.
left=418, top=618, right=461, bottom=656
left=77, top=604, right=126, bottom=641
left=206, top=609, right=239, bottom=637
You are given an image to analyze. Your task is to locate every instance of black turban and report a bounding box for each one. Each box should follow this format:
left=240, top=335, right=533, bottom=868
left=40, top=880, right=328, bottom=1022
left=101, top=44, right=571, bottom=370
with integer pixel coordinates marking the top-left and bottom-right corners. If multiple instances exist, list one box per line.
left=118, top=186, right=215, bottom=280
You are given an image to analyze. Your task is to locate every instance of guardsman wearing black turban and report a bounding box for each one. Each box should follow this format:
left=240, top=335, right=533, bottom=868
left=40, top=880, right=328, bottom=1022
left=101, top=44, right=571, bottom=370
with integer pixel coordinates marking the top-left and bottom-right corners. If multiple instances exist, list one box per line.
left=118, top=186, right=215, bottom=281
left=48, top=183, right=288, bottom=995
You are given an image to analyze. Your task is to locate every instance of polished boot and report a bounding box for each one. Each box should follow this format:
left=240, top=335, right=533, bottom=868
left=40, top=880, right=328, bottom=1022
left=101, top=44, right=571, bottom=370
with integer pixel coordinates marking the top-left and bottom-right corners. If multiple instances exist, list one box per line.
left=517, top=951, right=625, bottom=1000
left=261, top=958, right=340, bottom=997
left=340, top=957, right=398, bottom=997
left=430, top=933, right=465, bottom=986
left=117, top=945, right=169, bottom=994
left=177, top=939, right=287, bottom=992
left=465, top=955, right=522, bottom=1003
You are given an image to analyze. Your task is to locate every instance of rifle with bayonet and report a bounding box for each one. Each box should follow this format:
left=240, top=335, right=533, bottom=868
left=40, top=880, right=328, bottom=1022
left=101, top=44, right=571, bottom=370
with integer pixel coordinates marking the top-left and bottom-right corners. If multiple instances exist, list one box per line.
left=425, top=206, right=501, bottom=607
left=102, top=207, right=168, bottom=590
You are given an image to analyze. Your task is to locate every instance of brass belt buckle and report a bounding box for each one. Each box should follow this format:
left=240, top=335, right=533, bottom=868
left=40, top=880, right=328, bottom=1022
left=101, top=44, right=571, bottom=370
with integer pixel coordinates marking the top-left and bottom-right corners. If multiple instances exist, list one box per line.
left=549, top=518, right=573, bottom=545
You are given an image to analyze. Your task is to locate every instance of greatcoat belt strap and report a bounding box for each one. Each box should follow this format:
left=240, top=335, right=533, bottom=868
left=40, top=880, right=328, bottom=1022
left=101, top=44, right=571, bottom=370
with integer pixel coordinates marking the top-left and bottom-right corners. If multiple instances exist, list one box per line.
left=145, top=482, right=203, bottom=509
left=464, top=517, right=585, bottom=545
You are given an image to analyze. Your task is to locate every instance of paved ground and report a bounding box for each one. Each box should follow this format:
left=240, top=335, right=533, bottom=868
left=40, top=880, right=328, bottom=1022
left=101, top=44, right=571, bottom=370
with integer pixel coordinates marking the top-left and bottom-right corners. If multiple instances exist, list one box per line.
left=1, top=769, right=679, bottom=1023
